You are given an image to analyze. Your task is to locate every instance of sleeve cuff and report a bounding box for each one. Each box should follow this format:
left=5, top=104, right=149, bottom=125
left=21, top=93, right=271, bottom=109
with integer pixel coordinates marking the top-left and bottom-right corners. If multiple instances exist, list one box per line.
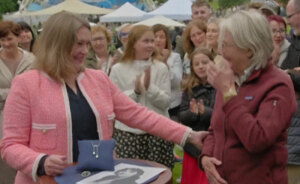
left=37, top=155, right=49, bottom=177
left=180, top=127, right=192, bottom=147
left=32, top=153, right=46, bottom=182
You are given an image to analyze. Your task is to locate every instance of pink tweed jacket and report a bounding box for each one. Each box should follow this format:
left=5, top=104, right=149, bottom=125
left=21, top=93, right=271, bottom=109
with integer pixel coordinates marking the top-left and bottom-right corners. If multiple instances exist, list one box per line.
left=0, top=69, right=190, bottom=184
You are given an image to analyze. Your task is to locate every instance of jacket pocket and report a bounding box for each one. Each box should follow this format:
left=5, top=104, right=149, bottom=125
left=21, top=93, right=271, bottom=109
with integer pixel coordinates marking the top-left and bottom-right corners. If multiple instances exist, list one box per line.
left=31, top=123, right=57, bottom=150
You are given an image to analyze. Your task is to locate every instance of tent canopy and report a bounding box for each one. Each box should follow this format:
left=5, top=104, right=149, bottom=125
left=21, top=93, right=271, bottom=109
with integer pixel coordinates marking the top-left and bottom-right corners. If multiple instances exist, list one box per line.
left=100, top=2, right=146, bottom=22
left=133, top=15, right=185, bottom=27
left=145, top=0, right=192, bottom=21
left=24, top=0, right=113, bottom=16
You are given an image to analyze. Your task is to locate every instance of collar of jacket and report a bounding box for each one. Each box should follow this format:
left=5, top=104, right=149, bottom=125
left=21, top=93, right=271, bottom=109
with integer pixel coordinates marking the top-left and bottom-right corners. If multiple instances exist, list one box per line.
left=243, top=62, right=272, bottom=85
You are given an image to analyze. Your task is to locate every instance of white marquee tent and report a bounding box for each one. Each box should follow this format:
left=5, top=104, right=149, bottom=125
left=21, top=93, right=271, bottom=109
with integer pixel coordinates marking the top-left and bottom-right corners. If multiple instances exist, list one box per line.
left=23, top=0, right=113, bottom=16
left=100, top=2, right=146, bottom=22
left=144, top=0, right=192, bottom=21
left=133, top=15, right=185, bottom=27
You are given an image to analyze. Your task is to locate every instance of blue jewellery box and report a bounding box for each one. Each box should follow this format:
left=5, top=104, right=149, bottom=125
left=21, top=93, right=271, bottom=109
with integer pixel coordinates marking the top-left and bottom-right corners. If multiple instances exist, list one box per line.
left=76, top=139, right=116, bottom=171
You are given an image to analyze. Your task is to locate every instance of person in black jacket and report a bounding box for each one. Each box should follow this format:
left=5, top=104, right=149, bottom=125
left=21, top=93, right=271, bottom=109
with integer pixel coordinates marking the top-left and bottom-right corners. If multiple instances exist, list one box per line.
left=282, top=0, right=300, bottom=90
left=179, top=47, right=216, bottom=184
left=281, top=2, right=300, bottom=182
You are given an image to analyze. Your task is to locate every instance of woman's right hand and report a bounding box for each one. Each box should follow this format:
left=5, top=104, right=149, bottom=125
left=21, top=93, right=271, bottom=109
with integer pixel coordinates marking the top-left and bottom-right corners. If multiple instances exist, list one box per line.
left=44, top=155, right=67, bottom=176
left=202, top=156, right=227, bottom=184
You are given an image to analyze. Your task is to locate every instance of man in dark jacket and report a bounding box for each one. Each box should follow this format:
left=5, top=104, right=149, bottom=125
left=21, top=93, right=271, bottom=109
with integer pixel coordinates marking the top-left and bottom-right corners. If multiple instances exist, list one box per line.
left=282, top=0, right=300, bottom=87
left=282, top=0, right=300, bottom=183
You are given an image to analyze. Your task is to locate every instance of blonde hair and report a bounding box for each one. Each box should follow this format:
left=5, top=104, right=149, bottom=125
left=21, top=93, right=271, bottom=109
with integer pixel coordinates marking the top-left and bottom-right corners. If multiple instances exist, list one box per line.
left=182, top=19, right=207, bottom=56
left=32, top=11, right=90, bottom=83
left=122, top=25, right=158, bottom=62
left=91, top=24, right=111, bottom=43
left=181, top=47, right=214, bottom=95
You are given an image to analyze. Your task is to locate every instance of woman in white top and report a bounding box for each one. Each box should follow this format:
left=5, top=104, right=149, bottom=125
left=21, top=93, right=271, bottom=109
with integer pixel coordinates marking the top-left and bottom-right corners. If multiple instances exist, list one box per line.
left=109, top=25, right=175, bottom=168
left=152, top=24, right=183, bottom=121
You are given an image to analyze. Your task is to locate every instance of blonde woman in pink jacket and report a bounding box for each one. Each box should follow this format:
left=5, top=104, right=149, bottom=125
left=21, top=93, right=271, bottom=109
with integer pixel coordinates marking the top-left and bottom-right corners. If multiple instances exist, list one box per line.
left=0, top=12, right=208, bottom=184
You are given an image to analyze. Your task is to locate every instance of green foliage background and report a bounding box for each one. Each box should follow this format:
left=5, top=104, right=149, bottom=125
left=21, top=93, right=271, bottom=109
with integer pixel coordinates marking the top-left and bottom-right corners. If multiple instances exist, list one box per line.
left=218, top=0, right=250, bottom=9
left=0, top=0, right=19, bottom=19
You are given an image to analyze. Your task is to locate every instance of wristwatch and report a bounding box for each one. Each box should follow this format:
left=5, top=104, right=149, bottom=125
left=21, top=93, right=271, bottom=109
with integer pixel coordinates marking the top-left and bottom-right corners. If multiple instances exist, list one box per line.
left=223, top=87, right=237, bottom=103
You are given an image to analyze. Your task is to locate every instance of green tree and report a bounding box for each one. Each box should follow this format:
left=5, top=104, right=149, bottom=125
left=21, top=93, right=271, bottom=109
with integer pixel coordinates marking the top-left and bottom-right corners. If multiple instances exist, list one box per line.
left=218, top=0, right=249, bottom=9
left=0, top=0, right=19, bottom=19
left=154, top=0, right=167, bottom=6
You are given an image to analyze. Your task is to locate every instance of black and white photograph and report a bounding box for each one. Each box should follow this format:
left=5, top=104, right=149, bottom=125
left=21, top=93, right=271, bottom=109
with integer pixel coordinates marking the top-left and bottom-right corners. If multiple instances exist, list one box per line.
left=76, top=163, right=166, bottom=184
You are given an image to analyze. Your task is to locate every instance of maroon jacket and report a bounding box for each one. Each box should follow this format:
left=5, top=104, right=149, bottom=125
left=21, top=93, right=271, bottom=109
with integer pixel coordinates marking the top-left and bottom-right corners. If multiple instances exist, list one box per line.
left=201, top=64, right=297, bottom=184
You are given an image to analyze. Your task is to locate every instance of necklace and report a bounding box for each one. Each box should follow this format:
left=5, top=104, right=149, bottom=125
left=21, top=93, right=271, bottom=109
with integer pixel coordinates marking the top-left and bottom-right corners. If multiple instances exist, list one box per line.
left=91, top=141, right=100, bottom=158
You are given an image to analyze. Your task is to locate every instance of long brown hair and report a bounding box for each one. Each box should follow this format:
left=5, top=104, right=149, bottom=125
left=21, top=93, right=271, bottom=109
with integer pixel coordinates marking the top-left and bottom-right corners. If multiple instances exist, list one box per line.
left=152, top=24, right=171, bottom=51
left=181, top=47, right=214, bottom=95
left=32, top=11, right=90, bottom=83
left=182, top=20, right=207, bottom=56
left=122, top=25, right=158, bottom=62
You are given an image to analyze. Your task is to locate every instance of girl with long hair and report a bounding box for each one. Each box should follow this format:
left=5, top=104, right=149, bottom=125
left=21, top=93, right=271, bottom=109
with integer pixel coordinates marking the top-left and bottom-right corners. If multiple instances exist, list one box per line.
left=110, top=25, right=175, bottom=168
left=179, top=47, right=216, bottom=184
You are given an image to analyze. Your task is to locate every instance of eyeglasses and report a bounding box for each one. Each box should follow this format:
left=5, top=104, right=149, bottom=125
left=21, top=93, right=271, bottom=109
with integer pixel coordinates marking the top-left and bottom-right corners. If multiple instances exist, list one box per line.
left=271, top=29, right=286, bottom=34
left=287, top=10, right=300, bottom=19
left=221, top=41, right=235, bottom=49
left=119, top=32, right=130, bottom=38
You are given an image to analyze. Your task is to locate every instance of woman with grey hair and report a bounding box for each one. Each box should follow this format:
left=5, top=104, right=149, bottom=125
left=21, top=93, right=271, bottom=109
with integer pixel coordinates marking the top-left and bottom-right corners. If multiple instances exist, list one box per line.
left=200, top=10, right=297, bottom=184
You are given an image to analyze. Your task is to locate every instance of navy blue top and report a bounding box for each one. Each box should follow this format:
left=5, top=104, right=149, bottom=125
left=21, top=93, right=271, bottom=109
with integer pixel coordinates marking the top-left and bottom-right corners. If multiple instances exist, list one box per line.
left=66, top=83, right=99, bottom=162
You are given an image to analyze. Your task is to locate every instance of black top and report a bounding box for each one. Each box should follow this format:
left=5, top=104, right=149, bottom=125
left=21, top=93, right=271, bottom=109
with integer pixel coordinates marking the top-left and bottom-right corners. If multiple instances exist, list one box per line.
left=66, top=83, right=99, bottom=162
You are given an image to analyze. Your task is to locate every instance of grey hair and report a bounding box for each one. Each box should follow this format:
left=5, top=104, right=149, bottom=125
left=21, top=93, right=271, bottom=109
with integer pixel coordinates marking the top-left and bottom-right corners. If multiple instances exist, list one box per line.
left=219, top=10, right=273, bottom=70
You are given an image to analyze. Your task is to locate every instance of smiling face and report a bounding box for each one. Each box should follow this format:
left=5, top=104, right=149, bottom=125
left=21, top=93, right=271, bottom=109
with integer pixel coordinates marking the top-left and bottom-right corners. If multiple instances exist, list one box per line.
left=70, top=27, right=91, bottom=72
left=91, top=30, right=107, bottom=54
left=134, top=30, right=155, bottom=60
left=269, top=20, right=285, bottom=46
left=190, top=26, right=206, bottom=47
left=19, top=28, right=33, bottom=44
left=191, top=5, right=211, bottom=22
left=0, top=32, right=19, bottom=51
left=154, top=30, right=167, bottom=52
left=192, top=53, right=211, bottom=80
left=206, top=22, right=219, bottom=48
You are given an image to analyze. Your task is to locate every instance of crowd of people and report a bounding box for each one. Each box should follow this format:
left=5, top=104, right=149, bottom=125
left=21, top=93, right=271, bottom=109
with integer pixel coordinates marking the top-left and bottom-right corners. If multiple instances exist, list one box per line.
left=0, top=0, right=300, bottom=184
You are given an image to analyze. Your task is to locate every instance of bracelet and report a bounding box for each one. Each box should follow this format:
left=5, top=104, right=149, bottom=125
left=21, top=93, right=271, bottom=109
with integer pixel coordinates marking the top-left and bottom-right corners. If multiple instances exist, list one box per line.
left=223, top=87, right=237, bottom=103
left=187, top=130, right=193, bottom=144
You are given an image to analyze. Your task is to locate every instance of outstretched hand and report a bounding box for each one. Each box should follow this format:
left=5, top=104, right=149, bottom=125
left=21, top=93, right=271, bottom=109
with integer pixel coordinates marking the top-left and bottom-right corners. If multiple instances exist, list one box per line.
left=188, top=131, right=209, bottom=150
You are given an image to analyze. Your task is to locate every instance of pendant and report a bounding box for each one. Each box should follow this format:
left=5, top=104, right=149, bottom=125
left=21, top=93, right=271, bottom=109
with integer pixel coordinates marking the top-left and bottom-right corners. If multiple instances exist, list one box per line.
left=91, top=141, right=100, bottom=159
